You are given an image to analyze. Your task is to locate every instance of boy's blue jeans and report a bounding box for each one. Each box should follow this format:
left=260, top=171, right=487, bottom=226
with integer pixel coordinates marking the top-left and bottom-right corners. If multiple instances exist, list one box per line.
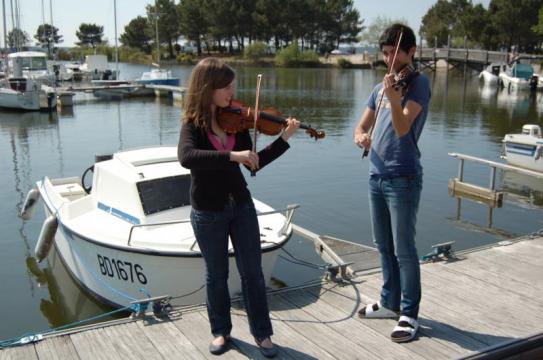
left=190, top=199, right=273, bottom=339
left=368, top=174, right=422, bottom=319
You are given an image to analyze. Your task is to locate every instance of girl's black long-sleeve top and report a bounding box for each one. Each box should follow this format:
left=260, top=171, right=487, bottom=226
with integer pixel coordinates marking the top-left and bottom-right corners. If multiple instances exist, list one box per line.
left=178, top=122, right=290, bottom=211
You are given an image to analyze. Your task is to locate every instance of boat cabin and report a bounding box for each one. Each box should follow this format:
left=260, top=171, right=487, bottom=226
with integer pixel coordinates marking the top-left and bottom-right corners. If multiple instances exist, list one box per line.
left=510, top=63, right=534, bottom=80
left=8, top=51, right=48, bottom=76
left=91, top=147, right=191, bottom=225
left=521, top=124, right=542, bottom=138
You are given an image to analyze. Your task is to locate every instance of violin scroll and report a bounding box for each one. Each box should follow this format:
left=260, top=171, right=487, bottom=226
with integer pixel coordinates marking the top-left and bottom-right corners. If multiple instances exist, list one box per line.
left=305, top=127, right=325, bottom=140
left=393, top=64, right=419, bottom=90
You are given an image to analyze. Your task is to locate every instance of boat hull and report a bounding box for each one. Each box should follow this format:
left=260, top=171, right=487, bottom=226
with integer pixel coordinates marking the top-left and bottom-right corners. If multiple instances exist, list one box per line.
left=479, top=70, right=499, bottom=85
left=45, top=205, right=286, bottom=308
left=0, top=88, right=40, bottom=110
left=503, top=141, right=543, bottom=172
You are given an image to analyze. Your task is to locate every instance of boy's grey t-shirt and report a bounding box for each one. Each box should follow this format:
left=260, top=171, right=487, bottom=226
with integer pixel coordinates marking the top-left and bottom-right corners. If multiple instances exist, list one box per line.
left=367, top=73, right=431, bottom=177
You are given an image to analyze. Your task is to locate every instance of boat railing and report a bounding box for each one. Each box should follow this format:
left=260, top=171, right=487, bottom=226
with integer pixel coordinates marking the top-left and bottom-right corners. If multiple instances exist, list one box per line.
left=448, top=152, right=543, bottom=227
left=127, top=204, right=300, bottom=248
left=449, top=152, right=543, bottom=180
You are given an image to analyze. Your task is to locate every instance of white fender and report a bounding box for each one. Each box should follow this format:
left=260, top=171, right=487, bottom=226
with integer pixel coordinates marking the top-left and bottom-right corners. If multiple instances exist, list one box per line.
left=21, top=188, right=40, bottom=220
left=35, top=215, right=58, bottom=263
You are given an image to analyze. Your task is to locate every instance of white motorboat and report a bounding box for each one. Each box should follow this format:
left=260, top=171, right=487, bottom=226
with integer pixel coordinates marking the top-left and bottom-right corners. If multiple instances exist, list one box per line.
left=7, top=51, right=55, bottom=86
left=79, top=55, right=118, bottom=81
left=502, top=124, right=543, bottom=172
left=479, top=63, right=502, bottom=85
left=5, top=52, right=57, bottom=110
left=499, top=63, right=538, bottom=91
left=0, top=77, right=41, bottom=110
left=21, top=146, right=297, bottom=308
left=137, top=68, right=180, bottom=87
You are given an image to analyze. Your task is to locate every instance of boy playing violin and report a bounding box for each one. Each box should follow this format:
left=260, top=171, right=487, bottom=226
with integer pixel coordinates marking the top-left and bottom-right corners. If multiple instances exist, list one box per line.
left=353, top=24, right=431, bottom=343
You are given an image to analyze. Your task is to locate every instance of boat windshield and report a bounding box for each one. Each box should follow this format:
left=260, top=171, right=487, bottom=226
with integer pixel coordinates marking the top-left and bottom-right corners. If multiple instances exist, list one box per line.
left=17, top=57, right=47, bottom=71
left=137, top=175, right=191, bottom=215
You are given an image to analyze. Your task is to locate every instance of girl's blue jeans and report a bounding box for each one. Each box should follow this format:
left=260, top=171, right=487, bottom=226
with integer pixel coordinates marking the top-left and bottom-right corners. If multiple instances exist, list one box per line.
left=190, top=199, right=273, bottom=339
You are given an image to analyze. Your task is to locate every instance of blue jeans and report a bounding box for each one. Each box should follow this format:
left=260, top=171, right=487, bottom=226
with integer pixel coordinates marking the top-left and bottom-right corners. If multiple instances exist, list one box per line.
left=368, top=174, right=422, bottom=319
left=190, top=199, right=273, bottom=339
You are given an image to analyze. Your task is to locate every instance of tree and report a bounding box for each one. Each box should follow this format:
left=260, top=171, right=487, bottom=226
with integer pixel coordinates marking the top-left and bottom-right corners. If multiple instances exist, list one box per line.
left=360, top=16, right=409, bottom=46
left=120, top=16, right=152, bottom=53
left=7, top=28, right=29, bottom=48
left=488, top=0, right=543, bottom=52
left=323, top=0, right=364, bottom=50
left=76, top=23, right=104, bottom=48
left=146, top=0, right=181, bottom=59
left=34, top=24, right=63, bottom=54
left=177, top=0, right=209, bottom=56
left=420, top=0, right=461, bottom=47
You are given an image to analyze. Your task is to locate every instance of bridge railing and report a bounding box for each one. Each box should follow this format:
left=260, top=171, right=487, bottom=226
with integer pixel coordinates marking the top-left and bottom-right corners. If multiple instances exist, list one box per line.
left=372, top=47, right=532, bottom=66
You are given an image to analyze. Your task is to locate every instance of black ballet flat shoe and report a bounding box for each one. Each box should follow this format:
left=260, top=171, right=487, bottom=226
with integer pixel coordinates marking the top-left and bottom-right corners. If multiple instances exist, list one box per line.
left=255, top=337, right=278, bottom=358
left=209, top=335, right=231, bottom=355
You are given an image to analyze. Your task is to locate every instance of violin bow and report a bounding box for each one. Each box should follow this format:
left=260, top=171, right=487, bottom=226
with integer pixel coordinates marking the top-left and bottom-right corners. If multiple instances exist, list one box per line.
left=362, top=28, right=403, bottom=159
left=251, top=74, right=263, bottom=177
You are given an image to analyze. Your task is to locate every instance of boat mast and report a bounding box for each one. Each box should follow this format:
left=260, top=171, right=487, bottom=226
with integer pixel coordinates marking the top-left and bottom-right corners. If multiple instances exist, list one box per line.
left=155, top=1, right=159, bottom=64
left=113, top=0, right=118, bottom=77
left=2, top=0, right=7, bottom=56
left=41, top=0, right=46, bottom=55
left=49, top=0, right=53, bottom=58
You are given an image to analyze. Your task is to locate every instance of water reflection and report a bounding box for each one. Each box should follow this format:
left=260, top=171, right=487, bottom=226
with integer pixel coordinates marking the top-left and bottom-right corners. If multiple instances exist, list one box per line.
left=27, top=248, right=115, bottom=328
left=501, top=170, right=543, bottom=208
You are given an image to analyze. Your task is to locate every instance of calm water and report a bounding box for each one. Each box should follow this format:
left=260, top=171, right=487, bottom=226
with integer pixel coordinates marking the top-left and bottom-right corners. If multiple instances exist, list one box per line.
left=1, top=63, right=543, bottom=340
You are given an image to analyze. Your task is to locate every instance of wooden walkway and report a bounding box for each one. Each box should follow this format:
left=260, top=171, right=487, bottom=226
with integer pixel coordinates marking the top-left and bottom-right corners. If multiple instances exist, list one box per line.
left=2, top=236, right=543, bottom=359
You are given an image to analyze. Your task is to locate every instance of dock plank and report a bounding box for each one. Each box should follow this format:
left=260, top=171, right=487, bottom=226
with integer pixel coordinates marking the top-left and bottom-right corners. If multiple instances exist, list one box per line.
left=434, top=255, right=543, bottom=300
left=360, top=277, right=515, bottom=347
left=136, top=318, right=205, bottom=360
left=282, top=287, right=424, bottom=359
left=0, top=345, right=37, bottom=360
left=171, top=311, right=244, bottom=359
left=34, top=336, right=79, bottom=360
left=421, top=263, right=543, bottom=327
left=69, top=328, right=124, bottom=360
left=310, top=283, right=476, bottom=359
left=230, top=303, right=338, bottom=359
left=269, top=293, right=377, bottom=359
left=100, top=322, right=162, bottom=359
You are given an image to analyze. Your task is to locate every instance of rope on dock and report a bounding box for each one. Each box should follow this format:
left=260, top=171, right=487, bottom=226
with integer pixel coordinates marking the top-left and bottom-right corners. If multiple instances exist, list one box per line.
left=279, top=247, right=329, bottom=270
left=0, top=305, right=132, bottom=349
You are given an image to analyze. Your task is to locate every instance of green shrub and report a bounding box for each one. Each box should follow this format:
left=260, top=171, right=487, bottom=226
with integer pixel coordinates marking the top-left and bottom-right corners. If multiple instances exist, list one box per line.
left=119, top=46, right=150, bottom=64
left=275, top=44, right=320, bottom=67
left=176, top=53, right=196, bottom=64
left=244, top=42, right=269, bottom=60
left=337, top=57, right=352, bottom=68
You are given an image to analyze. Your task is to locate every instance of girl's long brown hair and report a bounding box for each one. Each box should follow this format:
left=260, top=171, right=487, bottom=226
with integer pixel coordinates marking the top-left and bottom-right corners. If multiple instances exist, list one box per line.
left=183, top=57, right=235, bottom=130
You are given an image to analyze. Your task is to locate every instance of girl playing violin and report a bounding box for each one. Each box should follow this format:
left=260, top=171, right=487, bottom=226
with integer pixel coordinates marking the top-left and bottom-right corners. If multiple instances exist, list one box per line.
left=178, top=57, right=299, bottom=357
left=353, top=24, right=431, bottom=343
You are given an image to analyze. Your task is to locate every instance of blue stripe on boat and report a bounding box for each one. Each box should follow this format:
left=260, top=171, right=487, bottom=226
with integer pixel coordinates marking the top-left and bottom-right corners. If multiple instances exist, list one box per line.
left=97, top=202, right=140, bottom=225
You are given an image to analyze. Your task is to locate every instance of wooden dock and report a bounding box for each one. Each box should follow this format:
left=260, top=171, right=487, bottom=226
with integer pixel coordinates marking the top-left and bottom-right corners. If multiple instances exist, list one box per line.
left=2, top=234, right=543, bottom=359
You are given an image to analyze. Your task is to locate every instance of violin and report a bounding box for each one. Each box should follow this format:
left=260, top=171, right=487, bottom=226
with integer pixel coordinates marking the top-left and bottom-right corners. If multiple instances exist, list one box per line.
left=393, top=64, right=419, bottom=90
left=217, top=99, right=325, bottom=140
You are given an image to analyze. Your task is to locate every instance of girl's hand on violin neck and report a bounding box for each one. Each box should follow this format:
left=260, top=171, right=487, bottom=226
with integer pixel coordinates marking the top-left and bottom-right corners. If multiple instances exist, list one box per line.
left=230, top=150, right=259, bottom=170
left=280, top=117, right=301, bottom=142
left=354, top=132, right=371, bottom=149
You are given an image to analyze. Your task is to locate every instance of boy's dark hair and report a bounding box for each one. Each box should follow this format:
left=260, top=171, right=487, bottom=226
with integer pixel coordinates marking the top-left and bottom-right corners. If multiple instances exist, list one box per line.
left=379, top=23, right=416, bottom=53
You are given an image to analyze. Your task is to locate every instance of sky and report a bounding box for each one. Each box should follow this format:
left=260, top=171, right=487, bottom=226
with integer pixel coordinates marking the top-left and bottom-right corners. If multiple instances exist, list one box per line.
left=4, top=0, right=492, bottom=48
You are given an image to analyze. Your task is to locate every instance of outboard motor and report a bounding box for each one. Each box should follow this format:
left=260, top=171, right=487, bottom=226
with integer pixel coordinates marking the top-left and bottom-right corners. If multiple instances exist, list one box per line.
left=102, top=69, right=112, bottom=80
left=530, top=75, right=538, bottom=91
